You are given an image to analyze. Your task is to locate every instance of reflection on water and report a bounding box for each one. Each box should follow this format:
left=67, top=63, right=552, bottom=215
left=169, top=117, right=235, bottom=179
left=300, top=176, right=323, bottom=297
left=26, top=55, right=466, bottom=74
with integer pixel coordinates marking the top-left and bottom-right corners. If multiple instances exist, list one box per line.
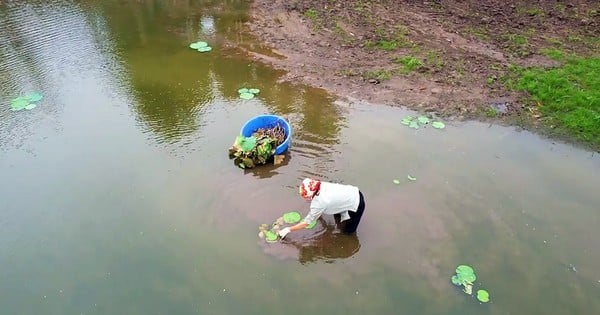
left=89, top=0, right=346, bottom=160
left=261, top=216, right=362, bottom=264
left=294, top=219, right=362, bottom=265
left=1, top=1, right=600, bottom=315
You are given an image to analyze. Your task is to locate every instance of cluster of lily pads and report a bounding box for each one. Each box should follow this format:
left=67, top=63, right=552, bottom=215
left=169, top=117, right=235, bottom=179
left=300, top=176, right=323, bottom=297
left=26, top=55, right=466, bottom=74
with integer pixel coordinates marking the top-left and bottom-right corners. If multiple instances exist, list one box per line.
left=238, top=88, right=260, bottom=100
left=258, top=211, right=316, bottom=243
left=189, top=41, right=212, bottom=52
left=401, top=115, right=445, bottom=129
left=9, top=92, right=43, bottom=111
left=451, top=265, right=490, bottom=303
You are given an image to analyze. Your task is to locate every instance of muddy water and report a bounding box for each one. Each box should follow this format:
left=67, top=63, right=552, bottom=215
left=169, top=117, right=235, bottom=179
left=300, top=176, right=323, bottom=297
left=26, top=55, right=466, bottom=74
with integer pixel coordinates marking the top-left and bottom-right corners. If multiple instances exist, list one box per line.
left=1, top=1, right=599, bottom=314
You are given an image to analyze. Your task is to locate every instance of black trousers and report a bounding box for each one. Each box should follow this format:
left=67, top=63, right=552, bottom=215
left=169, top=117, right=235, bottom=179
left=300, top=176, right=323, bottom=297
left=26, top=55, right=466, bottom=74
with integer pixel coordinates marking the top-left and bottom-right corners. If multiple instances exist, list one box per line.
left=343, top=191, right=365, bottom=234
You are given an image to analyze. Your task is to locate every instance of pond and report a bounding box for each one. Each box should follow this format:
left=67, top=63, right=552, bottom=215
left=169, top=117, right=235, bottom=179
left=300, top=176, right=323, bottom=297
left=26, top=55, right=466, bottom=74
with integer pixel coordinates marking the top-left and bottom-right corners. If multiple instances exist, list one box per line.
left=1, top=1, right=599, bottom=314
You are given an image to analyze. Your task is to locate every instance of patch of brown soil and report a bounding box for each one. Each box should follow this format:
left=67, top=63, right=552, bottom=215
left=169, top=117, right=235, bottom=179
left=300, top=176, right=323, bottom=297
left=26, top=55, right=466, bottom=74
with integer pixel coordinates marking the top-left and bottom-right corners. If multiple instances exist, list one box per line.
left=238, top=0, right=599, bottom=118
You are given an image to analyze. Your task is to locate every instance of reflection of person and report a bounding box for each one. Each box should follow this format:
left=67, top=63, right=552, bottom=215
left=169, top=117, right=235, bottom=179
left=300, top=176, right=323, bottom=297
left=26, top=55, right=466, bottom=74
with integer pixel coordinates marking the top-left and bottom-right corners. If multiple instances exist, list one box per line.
left=278, top=178, right=366, bottom=239
left=295, top=222, right=361, bottom=264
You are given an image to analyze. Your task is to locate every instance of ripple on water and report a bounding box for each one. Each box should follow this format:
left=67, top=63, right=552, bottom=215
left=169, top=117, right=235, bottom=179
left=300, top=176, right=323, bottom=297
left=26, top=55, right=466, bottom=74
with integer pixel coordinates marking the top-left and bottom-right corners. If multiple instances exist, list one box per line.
left=0, top=1, right=128, bottom=151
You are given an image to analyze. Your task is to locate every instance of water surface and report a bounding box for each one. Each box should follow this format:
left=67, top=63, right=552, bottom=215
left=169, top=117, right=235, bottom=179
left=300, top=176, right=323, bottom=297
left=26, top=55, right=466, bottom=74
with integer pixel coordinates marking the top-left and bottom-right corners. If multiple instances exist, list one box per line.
left=1, top=1, right=599, bottom=314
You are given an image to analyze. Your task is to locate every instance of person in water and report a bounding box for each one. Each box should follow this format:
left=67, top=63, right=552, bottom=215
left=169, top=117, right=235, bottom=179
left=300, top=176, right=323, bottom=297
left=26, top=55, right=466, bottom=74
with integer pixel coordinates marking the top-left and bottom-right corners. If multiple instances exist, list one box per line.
left=278, top=178, right=366, bottom=239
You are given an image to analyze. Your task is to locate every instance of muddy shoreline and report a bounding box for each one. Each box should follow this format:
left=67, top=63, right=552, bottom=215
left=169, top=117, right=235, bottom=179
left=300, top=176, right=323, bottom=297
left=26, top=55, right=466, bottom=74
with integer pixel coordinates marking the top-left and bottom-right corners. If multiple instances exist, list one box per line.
left=235, top=0, right=599, bottom=150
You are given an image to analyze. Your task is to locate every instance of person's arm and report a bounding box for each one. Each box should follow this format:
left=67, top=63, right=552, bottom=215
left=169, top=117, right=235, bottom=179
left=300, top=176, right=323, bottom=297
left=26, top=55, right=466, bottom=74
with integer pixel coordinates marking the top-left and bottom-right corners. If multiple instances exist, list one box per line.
left=279, top=205, right=323, bottom=238
left=288, top=221, right=308, bottom=231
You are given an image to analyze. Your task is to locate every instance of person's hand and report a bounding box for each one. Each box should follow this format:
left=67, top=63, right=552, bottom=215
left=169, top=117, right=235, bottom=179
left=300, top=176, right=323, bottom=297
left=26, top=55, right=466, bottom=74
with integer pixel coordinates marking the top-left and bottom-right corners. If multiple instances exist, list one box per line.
left=278, top=227, right=291, bottom=239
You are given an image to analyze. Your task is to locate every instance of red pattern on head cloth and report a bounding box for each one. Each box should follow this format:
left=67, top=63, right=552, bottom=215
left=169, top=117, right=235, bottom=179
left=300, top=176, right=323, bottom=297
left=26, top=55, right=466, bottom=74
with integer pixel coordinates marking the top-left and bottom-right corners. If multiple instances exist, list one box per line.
left=299, top=178, right=321, bottom=199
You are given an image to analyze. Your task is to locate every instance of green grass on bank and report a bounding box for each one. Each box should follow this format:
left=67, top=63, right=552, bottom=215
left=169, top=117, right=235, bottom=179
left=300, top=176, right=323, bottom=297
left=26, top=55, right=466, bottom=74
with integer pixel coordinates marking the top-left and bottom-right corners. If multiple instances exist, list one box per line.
left=515, top=53, right=600, bottom=148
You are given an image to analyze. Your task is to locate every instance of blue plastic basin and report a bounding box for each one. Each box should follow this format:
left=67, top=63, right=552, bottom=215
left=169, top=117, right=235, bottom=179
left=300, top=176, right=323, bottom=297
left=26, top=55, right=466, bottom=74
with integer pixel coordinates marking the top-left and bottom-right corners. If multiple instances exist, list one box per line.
left=240, top=114, right=292, bottom=155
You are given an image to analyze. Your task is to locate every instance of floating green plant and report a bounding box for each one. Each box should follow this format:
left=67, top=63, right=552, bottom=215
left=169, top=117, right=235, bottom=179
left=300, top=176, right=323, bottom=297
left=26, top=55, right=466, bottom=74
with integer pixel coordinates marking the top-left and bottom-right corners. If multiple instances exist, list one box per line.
left=189, top=41, right=212, bottom=52
left=9, top=92, right=43, bottom=111
left=450, top=264, right=491, bottom=303
left=264, top=230, right=278, bottom=242
left=401, top=115, right=445, bottom=130
left=283, top=211, right=301, bottom=224
left=455, top=265, right=477, bottom=283
left=431, top=121, right=445, bottom=129
left=417, top=116, right=430, bottom=124
left=235, top=135, right=257, bottom=152
left=238, top=88, right=260, bottom=100
left=477, top=289, right=490, bottom=303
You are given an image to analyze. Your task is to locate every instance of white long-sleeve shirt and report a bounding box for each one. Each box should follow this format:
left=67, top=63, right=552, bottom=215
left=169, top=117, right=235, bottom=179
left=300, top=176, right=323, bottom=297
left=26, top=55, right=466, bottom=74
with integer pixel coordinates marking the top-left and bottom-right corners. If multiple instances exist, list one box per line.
left=303, top=182, right=360, bottom=224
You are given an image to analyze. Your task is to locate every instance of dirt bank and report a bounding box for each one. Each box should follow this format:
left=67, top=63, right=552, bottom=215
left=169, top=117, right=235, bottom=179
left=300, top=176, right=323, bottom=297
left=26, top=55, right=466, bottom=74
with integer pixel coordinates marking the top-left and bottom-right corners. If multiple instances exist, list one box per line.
left=238, top=0, right=599, bottom=127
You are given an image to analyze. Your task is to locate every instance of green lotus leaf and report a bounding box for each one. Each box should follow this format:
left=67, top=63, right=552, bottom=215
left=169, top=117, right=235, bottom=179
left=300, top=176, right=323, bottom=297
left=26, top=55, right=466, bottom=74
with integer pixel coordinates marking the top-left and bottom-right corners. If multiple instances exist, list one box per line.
left=265, top=230, right=278, bottom=242
left=456, top=265, right=474, bottom=276
left=432, top=121, right=445, bottom=129
left=11, top=97, right=29, bottom=110
left=25, top=92, right=43, bottom=102
left=197, top=46, right=212, bottom=52
left=456, top=265, right=476, bottom=283
left=451, top=275, right=462, bottom=286
left=417, top=116, right=430, bottom=124
left=401, top=116, right=414, bottom=125
left=409, top=120, right=419, bottom=129
left=239, top=136, right=257, bottom=152
left=282, top=211, right=302, bottom=224
left=190, top=41, right=208, bottom=49
left=239, top=92, right=255, bottom=100
left=407, top=175, right=416, bottom=181
left=24, top=103, right=37, bottom=110
left=248, top=88, right=260, bottom=94
left=238, top=88, right=249, bottom=94
left=477, top=289, right=489, bottom=302
left=393, top=179, right=400, bottom=184
left=306, top=220, right=317, bottom=229
left=463, top=273, right=476, bottom=283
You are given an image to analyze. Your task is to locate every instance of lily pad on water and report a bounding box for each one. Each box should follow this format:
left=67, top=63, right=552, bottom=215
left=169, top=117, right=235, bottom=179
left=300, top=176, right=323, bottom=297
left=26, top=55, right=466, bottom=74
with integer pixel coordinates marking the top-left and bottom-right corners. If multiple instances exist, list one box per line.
left=401, top=116, right=414, bottom=125
left=10, top=97, right=29, bottom=111
left=189, top=41, right=208, bottom=49
left=197, top=46, right=212, bottom=52
left=25, top=92, right=43, bottom=102
left=306, top=220, right=317, bottom=229
left=407, top=175, right=417, bottom=181
left=432, top=121, right=445, bottom=129
left=393, top=179, right=400, bottom=184
left=456, top=265, right=476, bottom=283
left=477, top=289, right=490, bottom=303
left=239, top=92, right=255, bottom=100
left=402, top=115, right=446, bottom=131
left=264, top=230, right=278, bottom=242
left=451, top=275, right=462, bottom=286
left=238, top=88, right=260, bottom=99
left=10, top=92, right=44, bottom=111
left=282, top=211, right=301, bottom=224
